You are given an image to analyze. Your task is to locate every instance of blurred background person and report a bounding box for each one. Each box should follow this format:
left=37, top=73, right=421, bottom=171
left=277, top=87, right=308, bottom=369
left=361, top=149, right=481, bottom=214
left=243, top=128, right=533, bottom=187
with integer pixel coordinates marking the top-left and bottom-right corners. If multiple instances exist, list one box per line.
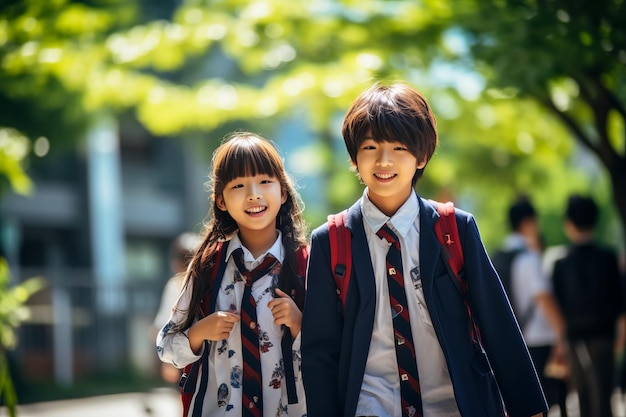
left=495, top=197, right=568, bottom=416
left=551, top=194, right=625, bottom=417
left=151, top=232, right=201, bottom=385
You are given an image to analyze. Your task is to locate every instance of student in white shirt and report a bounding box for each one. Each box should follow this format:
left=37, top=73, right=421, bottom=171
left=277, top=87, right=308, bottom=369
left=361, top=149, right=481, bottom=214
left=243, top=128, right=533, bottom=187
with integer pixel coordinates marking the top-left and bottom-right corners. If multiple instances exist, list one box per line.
left=157, top=132, right=308, bottom=417
left=152, top=232, right=200, bottom=385
left=301, top=82, right=547, bottom=417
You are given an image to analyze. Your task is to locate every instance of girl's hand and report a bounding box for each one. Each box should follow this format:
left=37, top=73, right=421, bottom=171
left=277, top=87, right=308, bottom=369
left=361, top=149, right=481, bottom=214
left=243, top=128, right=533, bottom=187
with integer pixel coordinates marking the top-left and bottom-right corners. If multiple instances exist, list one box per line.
left=188, top=311, right=240, bottom=353
left=268, top=288, right=302, bottom=338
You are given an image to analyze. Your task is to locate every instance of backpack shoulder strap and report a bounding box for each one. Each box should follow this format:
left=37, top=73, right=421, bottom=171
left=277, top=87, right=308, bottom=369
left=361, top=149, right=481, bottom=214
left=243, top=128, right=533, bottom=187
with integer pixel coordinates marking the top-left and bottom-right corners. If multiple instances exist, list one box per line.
left=282, top=244, right=309, bottom=406
left=198, top=241, right=227, bottom=317
left=493, top=247, right=533, bottom=329
left=328, top=210, right=351, bottom=309
left=181, top=241, right=226, bottom=415
left=432, top=200, right=465, bottom=290
left=296, top=244, right=310, bottom=283
left=431, top=200, right=482, bottom=345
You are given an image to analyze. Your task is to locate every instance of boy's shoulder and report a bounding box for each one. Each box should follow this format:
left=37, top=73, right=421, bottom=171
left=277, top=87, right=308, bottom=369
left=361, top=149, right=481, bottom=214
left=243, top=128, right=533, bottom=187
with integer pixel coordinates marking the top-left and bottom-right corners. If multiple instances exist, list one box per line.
left=424, top=197, right=474, bottom=225
left=312, top=195, right=474, bottom=237
left=312, top=199, right=363, bottom=236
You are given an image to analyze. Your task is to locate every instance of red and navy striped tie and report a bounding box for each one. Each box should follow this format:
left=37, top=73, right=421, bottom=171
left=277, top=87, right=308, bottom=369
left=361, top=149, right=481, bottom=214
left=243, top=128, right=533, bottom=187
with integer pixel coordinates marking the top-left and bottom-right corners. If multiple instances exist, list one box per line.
left=377, top=224, right=423, bottom=417
left=233, top=248, right=279, bottom=417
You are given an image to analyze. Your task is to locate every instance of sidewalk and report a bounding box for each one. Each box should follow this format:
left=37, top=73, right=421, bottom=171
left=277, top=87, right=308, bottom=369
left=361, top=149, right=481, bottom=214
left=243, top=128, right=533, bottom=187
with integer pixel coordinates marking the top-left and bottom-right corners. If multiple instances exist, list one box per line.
left=1, top=388, right=180, bottom=417
left=3, top=388, right=625, bottom=417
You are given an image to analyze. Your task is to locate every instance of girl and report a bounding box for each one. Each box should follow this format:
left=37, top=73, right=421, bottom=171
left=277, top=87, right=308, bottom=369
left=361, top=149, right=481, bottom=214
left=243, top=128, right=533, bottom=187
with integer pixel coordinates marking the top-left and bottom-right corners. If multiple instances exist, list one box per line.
left=157, top=132, right=308, bottom=417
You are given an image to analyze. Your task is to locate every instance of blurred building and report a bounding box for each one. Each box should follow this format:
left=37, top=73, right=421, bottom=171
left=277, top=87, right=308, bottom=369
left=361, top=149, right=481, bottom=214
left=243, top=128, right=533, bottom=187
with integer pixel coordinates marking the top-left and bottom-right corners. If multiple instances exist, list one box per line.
left=0, top=109, right=325, bottom=395
left=0, top=113, right=211, bottom=387
left=0, top=1, right=331, bottom=397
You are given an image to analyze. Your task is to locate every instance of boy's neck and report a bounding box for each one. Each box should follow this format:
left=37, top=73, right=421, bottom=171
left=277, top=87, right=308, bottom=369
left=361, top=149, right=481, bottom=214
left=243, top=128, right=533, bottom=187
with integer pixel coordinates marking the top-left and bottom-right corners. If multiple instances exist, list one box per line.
left=238, top=229, right=279, bottom=259
left=366, top=187, right=412, bottom=217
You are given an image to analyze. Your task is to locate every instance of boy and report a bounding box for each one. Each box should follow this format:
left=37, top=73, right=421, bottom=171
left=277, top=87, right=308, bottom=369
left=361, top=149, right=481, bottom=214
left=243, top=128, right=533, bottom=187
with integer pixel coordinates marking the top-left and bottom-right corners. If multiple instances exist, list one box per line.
left=551, top=194, right=624, bottom=417
left=498, top=198, right=567, bottom=415
left=301, top=82, right=547, bottom=417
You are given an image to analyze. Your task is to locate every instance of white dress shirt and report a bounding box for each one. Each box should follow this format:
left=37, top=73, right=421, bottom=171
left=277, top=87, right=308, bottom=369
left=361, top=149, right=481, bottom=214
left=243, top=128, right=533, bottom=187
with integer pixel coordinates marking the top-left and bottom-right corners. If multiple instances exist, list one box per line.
left=356, top=190, right=461, bottom=417
left=156, top=232, right=306, bottom=417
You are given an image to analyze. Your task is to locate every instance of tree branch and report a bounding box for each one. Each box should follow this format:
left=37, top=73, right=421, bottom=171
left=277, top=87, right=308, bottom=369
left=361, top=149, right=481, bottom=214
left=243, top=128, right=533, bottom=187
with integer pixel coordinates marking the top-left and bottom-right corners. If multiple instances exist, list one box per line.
left=534, top=93, right=599, bottom=157
left=578, top=73, right=622, bottom=166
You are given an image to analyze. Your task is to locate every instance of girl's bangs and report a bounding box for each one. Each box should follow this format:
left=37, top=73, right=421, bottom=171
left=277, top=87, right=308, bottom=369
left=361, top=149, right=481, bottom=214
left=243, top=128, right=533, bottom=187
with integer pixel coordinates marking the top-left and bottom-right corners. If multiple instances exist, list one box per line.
left=220, top=140, right=281, bottom=184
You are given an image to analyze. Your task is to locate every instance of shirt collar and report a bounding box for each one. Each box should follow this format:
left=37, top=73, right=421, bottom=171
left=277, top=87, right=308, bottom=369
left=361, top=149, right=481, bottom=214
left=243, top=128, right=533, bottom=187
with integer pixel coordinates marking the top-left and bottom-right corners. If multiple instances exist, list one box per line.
left=226, top=230, right=284, bottom=265
left=361, top=188, right=419, bottom=238
left=503, top=233, right=528, bottom=251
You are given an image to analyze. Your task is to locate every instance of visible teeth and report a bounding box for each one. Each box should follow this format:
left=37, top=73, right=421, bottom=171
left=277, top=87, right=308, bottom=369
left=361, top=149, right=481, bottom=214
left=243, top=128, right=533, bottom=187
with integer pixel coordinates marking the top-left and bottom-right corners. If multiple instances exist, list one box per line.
left=246, top=206, right=265, bottom=213
left=376, top=173, right=395, bottom=179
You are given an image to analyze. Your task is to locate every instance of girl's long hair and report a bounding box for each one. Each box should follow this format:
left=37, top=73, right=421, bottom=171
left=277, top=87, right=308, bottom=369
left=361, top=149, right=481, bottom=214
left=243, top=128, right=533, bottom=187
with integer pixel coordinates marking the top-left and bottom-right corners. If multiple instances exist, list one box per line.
left=178, top=132, right=308, bottom=331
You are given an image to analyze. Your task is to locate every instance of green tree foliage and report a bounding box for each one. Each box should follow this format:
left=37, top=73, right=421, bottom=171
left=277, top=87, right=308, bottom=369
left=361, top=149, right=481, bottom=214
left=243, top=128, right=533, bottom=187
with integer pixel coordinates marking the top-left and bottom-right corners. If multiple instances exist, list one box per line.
left=0, top=259, right=43, bottom=416
left=0, top=0, right=621, bottom=247
left=0, top=127, right=32, bottom=197
left=0, top=124, right=44, bottom=415
left=447, top=0, right=626, bottom=251
left=2, top=1, right=622, bottom=409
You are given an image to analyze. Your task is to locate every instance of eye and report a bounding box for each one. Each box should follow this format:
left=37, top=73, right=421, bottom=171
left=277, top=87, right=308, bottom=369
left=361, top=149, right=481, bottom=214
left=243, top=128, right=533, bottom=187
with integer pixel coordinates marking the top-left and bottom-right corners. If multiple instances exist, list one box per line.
left=260, top=179, right=273, bottom=184
left=394, top=146, right=408, bottom=151
left=231, top=183, right=244, bottom=189
left=360, top=139, right=377, bottom=150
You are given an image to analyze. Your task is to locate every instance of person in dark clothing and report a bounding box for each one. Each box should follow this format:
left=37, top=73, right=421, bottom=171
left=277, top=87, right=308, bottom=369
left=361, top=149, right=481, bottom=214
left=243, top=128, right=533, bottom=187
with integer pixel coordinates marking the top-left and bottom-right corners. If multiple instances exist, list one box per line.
left=551, top=194, right=625, bottom=417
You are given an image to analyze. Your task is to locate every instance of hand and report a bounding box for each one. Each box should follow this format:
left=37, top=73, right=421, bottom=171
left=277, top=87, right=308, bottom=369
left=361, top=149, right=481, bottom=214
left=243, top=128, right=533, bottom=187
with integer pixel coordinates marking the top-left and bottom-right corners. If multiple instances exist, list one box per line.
left=268, top=288, right=302, bottom=338
left=188, top=311, right=240, bottom=353
left=161, top=363, right=182, bottom=384
left=544, top=340, right=570, bottom=380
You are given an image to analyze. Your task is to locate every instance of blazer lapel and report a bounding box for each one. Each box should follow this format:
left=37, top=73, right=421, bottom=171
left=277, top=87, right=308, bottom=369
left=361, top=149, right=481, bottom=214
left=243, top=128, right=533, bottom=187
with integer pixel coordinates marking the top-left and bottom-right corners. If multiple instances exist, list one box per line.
left=345, top=199, right=377, bottom=314
left=418, top=197, right=443, bottom=301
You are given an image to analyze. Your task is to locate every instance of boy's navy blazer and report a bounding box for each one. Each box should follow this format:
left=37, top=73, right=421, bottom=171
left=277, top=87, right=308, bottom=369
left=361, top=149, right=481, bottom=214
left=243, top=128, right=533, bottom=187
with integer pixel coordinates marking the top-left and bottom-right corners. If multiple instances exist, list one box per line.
left=301, top=195, right=547, bottom=417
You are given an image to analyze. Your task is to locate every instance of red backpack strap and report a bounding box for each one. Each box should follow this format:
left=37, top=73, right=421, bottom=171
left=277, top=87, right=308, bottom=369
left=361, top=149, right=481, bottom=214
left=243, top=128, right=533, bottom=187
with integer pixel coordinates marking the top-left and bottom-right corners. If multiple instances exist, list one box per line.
left=327, top=210, right=351, bottom=309
left=296, top=244, right=309, bottom=284
left=432, top=201, right=465, bottom=289
left=278, top=244, right=309, bottom=406
left=431, top=200, right=482, bottom=345
left=181, top=241, right=225, bottom=417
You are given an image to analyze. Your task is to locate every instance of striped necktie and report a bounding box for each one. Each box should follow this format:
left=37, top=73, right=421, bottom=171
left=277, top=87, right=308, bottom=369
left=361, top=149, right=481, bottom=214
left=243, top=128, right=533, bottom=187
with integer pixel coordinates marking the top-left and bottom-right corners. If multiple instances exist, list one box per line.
left=377, top=224, right=423, bottom=417
left=232, top=248, right=279, bottom=417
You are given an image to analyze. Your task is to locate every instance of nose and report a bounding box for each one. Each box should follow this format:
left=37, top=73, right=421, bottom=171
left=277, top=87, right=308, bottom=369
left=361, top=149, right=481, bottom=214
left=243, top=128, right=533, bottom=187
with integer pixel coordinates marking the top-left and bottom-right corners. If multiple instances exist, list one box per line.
left=247, top=184, right=262, bottom=200
left=376, top=148, right=392, bottom=167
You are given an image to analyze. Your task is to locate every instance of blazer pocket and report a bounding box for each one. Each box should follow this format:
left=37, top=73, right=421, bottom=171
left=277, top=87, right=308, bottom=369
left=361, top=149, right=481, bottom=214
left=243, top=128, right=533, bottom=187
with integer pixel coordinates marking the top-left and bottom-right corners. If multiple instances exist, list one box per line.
left=471, top=348, right=505, bottom=416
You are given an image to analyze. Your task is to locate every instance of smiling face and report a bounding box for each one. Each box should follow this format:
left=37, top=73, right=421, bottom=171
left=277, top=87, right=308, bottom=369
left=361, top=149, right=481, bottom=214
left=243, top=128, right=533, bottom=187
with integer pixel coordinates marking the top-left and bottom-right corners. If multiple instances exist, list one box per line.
left=209, top=134, right=295, bottom=251
left=342, top=83, right=438, bottom=186
left=216, top=174, right=286, bottom=244
left=356, top=138, right=426, bottom=216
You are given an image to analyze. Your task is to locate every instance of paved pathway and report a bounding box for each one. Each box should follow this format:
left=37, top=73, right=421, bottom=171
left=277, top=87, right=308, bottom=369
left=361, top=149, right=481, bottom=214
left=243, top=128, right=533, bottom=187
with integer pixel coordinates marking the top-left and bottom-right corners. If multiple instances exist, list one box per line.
left=0, top=388, right=180, bottom=417
left=3, top=388, right=626, bottom=417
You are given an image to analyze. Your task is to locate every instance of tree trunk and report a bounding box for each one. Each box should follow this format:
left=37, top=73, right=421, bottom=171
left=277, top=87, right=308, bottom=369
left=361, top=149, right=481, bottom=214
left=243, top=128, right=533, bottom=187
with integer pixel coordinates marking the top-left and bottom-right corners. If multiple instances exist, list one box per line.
left=608, top=161, right=626, bottom=268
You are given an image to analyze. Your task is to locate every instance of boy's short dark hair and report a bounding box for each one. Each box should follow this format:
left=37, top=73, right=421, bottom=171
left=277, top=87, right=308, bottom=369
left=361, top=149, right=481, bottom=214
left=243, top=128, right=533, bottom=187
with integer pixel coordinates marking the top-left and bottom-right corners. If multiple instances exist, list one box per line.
left=566, top=194, right=598, bottom=231
left=341, top=82, right=438, bottom=184
left=508, top=197, right=536, bottom=231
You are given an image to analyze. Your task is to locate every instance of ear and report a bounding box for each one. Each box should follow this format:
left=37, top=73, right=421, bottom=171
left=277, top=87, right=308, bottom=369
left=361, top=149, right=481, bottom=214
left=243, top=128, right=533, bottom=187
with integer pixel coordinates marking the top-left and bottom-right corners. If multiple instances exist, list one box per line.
left=416, top=156, right=427, bottom=169
left=215, top=195, right=227, bottom=211
left=281, top=187, right=288, bottom=205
